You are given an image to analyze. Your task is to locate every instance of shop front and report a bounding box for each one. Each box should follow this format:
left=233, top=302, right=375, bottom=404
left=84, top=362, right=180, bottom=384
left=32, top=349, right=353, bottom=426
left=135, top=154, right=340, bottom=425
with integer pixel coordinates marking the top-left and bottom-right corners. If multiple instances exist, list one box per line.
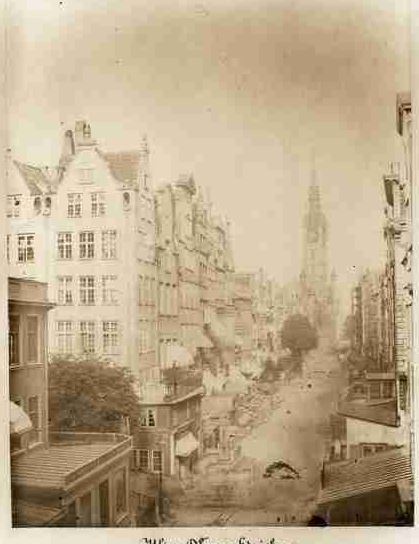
left=174, top=432, right=199, bottom=480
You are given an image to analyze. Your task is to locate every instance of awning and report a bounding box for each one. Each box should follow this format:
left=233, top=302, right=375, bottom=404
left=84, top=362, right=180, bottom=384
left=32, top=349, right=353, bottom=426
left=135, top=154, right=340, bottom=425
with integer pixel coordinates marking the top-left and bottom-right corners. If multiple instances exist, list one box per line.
left=175, top=432, right=199, bottom=457
left=166, top=344, right=193, bottom=368
left=10, top=401, right=33, bottom=434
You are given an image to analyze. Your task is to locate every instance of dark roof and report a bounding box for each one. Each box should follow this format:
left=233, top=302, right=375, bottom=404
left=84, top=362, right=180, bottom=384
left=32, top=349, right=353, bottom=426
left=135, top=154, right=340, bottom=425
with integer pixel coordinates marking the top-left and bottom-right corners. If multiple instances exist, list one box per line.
left=13, top=161, right=49, bottom=195
left=100, top=150, right=141, bottom=187
left=11, top=439, right=130, bottom=489
left=319, top=447, right=412, bottom=505
left=338, top=399, right=398, bottom=427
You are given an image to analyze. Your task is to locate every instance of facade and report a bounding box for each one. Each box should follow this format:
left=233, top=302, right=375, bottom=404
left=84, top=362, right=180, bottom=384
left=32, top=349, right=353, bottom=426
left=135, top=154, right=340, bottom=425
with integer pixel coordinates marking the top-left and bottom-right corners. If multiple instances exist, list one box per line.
left=8, top=277, right=133, bottom=527
left=299, top=170, right=337, bottom=343
left=319, top=93, right=413, bottom=524
left=232, top=273, right=255, bottom=364
left=7, top=122, right=157, bottom=379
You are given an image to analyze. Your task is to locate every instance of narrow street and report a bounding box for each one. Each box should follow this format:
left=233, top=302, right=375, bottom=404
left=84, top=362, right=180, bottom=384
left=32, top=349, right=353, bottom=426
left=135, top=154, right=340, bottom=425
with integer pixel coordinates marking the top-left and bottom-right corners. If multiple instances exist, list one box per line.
left=167, top=345, right=345, bottom=526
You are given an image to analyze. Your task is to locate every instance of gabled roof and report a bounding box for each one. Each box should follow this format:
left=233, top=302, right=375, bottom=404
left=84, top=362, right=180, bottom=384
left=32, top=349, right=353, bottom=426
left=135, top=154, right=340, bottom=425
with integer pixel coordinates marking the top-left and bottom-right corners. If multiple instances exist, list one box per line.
left=99, top=150, right=141, bottom=188
left=319, top=446, right=412, bottom=505
left=13, top=161, right=50, bottom=195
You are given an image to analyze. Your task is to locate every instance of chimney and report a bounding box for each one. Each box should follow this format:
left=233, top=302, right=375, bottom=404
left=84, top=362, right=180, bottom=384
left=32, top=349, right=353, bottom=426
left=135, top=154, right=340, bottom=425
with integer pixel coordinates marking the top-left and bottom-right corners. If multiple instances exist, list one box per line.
left=74, top=120, right=95, bottom=148
left=60, top=130, right=75, bottom=164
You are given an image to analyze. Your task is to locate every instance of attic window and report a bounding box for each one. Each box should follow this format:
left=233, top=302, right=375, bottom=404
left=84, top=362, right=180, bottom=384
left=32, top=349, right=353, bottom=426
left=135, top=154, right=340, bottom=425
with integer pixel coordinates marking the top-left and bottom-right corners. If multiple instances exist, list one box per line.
left=7, top=195, right=22, bottom=218
left=44, top=197, right=51, bottom=215
left=123, top=192, right=131, bottom=210
left=34, top=197, right=42, bottom=215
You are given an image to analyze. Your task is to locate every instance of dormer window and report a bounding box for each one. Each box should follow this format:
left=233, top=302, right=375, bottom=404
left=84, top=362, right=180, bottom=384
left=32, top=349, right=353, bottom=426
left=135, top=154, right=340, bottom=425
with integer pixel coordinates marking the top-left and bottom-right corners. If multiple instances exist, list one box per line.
left=7, top=195, right=22, bottom=218
left=123, top=192, right=131, bottom=211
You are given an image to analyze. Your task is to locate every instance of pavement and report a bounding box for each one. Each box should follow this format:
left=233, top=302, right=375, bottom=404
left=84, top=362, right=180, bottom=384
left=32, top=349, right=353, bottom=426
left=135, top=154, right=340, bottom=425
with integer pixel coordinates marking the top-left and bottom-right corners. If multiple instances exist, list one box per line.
left=166, top=346, right=344, bottom=526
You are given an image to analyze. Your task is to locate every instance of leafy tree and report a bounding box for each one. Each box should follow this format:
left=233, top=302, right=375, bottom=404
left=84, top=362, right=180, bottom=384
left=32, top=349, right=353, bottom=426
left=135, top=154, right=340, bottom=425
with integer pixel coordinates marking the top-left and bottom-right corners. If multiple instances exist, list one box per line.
left=280, top=313, right=318, bottom=356
left=48, top=355, right=141, bottom=433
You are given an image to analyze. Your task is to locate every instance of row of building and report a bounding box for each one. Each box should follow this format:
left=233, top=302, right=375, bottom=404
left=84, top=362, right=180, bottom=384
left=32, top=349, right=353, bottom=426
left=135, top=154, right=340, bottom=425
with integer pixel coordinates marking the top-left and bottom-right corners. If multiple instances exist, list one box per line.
left=316, top=93, right=413, bottom=525
left=5, top=122, right=287, bottom=526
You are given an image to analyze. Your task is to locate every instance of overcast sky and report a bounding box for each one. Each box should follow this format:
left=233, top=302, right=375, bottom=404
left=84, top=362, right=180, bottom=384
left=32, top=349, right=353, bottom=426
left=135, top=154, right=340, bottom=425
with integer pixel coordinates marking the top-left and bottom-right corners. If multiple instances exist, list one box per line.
left=7, top=0, right=410, bottom=313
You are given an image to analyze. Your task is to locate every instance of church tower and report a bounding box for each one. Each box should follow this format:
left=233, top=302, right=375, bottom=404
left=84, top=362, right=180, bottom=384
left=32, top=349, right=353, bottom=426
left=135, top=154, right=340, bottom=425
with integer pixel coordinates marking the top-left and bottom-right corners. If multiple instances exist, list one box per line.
left=300, top=166, right=336, bottom=342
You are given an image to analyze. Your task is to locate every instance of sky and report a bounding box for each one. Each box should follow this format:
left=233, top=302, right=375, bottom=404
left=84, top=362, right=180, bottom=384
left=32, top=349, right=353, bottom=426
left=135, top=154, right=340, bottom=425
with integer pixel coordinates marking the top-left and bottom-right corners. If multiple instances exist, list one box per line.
left=6, top=0, right=410, bottom=314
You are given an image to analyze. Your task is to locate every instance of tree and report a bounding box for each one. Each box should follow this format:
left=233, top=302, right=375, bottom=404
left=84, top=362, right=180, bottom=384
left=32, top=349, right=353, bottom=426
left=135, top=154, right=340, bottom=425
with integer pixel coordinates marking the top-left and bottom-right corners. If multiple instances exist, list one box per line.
left=48, top=355, right=141, bottom=433
left=280, top=313, right=318, bottom=356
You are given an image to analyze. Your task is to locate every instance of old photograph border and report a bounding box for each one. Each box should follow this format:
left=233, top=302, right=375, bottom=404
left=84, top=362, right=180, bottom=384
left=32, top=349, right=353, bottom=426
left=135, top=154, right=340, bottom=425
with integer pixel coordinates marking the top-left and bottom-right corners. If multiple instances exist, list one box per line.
left=1, top=0, right=419, bottom=542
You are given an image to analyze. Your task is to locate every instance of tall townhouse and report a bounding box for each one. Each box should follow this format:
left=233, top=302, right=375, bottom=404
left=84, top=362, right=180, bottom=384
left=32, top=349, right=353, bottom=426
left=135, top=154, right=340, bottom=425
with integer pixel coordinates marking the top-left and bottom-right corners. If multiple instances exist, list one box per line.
left=7, top=121, right=157, bottom=379
left=171, top=175, right=210, bottom=356
left=317, top=93, right=413, bottom=525
left=133, top=176, right=208, bottom=485
left=232, top=272, right=255, bottom=365
left=196, top=195, right=236, bottom=373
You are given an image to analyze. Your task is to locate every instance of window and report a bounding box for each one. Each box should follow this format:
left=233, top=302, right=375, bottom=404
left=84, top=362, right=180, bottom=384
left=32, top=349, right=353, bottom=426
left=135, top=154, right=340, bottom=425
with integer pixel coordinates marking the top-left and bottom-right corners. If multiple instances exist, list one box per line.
left=6, top=235, right=10, bottom=263
left=44, top=197, right=51, bottom=216
left=57, top=276, right=73, bottom=305
left=139, top=324, right=149, bottom=353
left=369, top=382, right=381, bottom=400
left=382, top=381, right=394, bottom=399
left=67, top=193, right=82, bottom=218
left=362, top=445, right=374, bottom=457
left=91, top=192, right=106, bottom=217
left=103, top=321, right=119, bottom=354
left=7, top=195, right=22, bottom=218
left=9, top=315, right=20, bottom=366
left=102, top=275, right=118, bottom=305
left=114, top=469, right=127, bottom=518
left=123, top=192, right=130, bottom=210
left=79, top=231, right=95, bottom=259
left=139, top=408, right=156, bottom=427
left=56, top=321, right=73, bottom=354
left=137, top=449, right=150, bottom=471
left=57, top=232, right=73, bottom=260
left=152, top=450, right=162, bottom=473
left=27, top=316, right=39, bottom=363
left=80, top=276, right=95, bottom=305
left=17, top=234, right=35, bottom=263
left=80, top=321, right=95, bottom=353
left=101, top=230, right=117, bottom=259
left=28, top=396, right=40, bottom=443
left=34, top=196, right=42, bottom=214
left=78, top=168, right=93, bottom=184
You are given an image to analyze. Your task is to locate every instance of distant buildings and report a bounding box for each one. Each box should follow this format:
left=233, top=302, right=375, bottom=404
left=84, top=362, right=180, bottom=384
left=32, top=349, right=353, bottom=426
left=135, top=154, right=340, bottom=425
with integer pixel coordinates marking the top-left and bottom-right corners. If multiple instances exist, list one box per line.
left=6, top=119, right=335, bottom=506
left=8, top=277, right=133, bottom=527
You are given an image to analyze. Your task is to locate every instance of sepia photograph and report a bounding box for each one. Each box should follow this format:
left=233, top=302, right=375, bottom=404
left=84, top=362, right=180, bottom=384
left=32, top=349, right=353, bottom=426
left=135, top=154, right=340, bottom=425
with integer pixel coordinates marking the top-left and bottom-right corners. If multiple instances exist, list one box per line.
left=1, top=0, right=414, bottom=532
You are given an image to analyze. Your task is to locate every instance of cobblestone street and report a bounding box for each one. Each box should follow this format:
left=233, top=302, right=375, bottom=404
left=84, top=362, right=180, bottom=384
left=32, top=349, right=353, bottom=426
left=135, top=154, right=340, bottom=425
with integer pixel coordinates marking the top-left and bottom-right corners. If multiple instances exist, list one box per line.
left=166, top=346, right=345, bottom=526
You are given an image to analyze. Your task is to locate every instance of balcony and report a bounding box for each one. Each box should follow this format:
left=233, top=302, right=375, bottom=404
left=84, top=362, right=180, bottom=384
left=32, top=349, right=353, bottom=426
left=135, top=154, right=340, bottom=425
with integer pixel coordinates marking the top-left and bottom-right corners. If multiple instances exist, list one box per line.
left=139, top=367, right=204, bottom=404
